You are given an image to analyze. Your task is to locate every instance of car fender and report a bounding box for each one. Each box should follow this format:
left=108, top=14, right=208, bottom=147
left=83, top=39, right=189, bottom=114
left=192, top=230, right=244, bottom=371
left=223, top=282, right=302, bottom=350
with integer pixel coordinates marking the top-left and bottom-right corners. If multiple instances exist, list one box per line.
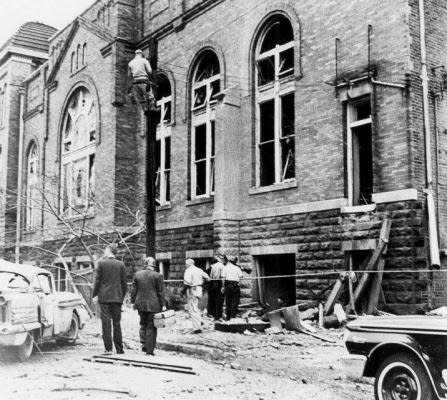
left=366, top=335, right=445, bottom=399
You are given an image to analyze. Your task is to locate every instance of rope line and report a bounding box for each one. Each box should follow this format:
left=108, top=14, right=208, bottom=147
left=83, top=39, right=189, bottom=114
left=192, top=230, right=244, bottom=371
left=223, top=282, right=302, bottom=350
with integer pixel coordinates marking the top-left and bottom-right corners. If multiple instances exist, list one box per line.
left=67, top=268, right=447, bottom=286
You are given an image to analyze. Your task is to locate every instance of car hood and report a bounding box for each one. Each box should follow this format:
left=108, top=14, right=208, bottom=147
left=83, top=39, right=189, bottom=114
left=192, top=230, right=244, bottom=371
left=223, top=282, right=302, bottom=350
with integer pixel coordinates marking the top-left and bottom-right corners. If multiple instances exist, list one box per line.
left=347, top=315, right=447, bottom=334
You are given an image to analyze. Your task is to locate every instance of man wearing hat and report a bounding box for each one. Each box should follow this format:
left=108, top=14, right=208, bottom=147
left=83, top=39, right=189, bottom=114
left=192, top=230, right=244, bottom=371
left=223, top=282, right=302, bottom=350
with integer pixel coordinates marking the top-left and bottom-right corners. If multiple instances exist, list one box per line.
left=127, top=49, right=156, bottom=112
left=130, top=256, right=165, bottom=355
left=183, top=259, right=210, bottom=333
left=92, top=244, right=127, bottom=354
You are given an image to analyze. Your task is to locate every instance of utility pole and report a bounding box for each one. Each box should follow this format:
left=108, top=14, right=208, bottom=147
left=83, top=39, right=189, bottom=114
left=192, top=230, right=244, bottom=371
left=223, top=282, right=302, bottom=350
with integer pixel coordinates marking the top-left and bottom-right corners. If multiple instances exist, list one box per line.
left=145, top=39, right=158, bottom=258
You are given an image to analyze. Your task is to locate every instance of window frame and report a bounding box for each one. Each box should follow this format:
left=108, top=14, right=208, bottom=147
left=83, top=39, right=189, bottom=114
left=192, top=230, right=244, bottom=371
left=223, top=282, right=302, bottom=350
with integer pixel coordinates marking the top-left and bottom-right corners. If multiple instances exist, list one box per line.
left=190, top=53, right=220, bottom=200
left=60, top=87, right=97, bottom=217
left=156, top=85, right=172, bottom=207
left=25, top=142, right=39, bottom=230
left=346, top=96, right=373, bottom=206
left=255, top=17, right=296, bottom=188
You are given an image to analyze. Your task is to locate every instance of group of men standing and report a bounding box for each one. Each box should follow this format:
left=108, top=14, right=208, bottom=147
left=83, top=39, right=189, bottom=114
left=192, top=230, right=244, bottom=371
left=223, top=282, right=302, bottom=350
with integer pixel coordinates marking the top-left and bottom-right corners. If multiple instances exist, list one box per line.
left=183, top=254, right=246, bottom=333
left=92, top=245, right=247, bottom=354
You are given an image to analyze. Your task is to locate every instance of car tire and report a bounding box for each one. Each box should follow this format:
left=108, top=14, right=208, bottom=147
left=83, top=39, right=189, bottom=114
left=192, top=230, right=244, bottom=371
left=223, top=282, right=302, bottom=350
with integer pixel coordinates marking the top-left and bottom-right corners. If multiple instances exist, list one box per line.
left=375, top=352, right=434, bottom=400
left=14, top=331, right=35, bottom=362
left=56, top=313, right=79, bottom=345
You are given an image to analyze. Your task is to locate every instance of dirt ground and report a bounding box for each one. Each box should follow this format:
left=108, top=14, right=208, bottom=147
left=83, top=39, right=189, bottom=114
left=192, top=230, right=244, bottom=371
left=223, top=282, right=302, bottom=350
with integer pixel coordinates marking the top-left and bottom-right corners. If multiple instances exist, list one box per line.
left=0, top=308, right=373, bottom=400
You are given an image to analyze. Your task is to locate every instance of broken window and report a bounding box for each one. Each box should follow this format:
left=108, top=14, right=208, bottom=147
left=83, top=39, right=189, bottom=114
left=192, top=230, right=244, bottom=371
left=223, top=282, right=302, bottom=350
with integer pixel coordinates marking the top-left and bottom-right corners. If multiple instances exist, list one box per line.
left=155, top=74, right=172, bottom=206
left=61, top=87, right=96, bottom=215
left=256, top=16, right=295, bottom=187
left=190, top=50, right=220, bottom=199
left=347, top=97, right=373, bottom=205
left=26, top=142, right=39, bottom=230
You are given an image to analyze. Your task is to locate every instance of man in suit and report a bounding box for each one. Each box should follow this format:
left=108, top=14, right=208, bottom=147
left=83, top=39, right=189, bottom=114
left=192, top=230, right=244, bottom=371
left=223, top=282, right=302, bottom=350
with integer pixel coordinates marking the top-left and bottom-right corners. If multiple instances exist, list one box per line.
left=131, top=256, right=165, bottom=355
left=92, top=244, right=127, bottom=354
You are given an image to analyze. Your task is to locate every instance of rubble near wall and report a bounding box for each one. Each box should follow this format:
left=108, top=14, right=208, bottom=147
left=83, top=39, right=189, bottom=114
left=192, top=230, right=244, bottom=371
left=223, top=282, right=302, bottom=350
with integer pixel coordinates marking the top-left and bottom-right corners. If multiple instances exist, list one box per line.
left=215, top=199, right=427, bottom=314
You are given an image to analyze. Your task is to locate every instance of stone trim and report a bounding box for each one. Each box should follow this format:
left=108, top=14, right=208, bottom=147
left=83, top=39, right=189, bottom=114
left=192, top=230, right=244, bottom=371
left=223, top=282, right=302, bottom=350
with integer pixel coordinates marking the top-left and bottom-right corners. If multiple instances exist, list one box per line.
left=248, top=180, right=298, bottom=195
left=340, top=204, right=376, bottom=214
left=341, top=239, right=377, bottom=252
left=214, top=198, right=348, bottom=221
left=156, top=252, right=172, bottom=261
left=372, top=189, right=418, bottom=204
left=250, top=244, right=299, bottom=256
left=185, top=249, right=214, bottom=259
left=157, top=217, right=213, bottom=231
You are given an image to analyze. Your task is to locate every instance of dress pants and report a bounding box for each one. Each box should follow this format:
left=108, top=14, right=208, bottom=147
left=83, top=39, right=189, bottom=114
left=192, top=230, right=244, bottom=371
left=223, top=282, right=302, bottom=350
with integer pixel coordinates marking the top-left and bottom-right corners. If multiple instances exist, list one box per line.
left=224, top=281, right=240, bottom=320
left=138, top=311, right=157, bottom=355
left=100, top=302, right=123, bottom=352
left=187, top=293, right=202, bottom=330
left=207, top=281, right=224, bottom=320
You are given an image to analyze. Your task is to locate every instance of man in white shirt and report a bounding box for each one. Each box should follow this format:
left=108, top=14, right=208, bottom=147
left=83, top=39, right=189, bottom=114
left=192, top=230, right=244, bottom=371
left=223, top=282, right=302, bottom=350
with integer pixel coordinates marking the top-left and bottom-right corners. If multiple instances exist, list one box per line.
left=127, top=49, right=156, bottom=112
left=183, top=258, right=210, bottom=333
left=221, top=260, right=243, bottom=321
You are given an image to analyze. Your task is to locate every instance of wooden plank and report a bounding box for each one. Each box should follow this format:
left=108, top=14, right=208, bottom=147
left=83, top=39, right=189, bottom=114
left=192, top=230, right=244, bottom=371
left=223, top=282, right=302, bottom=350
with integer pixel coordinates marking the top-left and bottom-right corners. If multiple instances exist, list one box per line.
left=324, top=274, right=345, bottom=315
left=366, top=257, right=385, bottom=314
left=345, top=218, right=391, bottom=314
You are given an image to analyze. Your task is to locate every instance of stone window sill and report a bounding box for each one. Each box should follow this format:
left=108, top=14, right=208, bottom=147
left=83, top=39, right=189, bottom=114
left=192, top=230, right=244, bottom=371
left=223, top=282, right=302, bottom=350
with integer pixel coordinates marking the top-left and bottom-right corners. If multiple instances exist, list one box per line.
left=249, top=180, right=297, bottom=195
left=157, top=203, right=172, bottom=211
left=186, top=197, right=214, bottom=207
left=340, top=204, right=376, bottom=214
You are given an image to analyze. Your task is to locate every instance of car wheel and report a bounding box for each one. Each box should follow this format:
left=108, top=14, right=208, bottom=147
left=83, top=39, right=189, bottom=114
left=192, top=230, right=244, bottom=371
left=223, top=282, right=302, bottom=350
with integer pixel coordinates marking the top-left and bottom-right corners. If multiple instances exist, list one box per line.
left=375, top=352, right=434, bottom=400
left=14, top=332, right=34, bottom=362
left=56, top=313, right=79, bottom=345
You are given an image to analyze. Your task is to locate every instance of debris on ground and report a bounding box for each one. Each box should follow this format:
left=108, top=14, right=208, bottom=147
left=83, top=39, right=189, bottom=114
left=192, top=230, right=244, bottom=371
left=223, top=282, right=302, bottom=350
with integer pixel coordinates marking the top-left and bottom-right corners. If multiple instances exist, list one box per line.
left=214, top=318, right=269, bottom=333
left=52, top=385, right=137, bottom=397
left=427, top=306, right=447, bottom=317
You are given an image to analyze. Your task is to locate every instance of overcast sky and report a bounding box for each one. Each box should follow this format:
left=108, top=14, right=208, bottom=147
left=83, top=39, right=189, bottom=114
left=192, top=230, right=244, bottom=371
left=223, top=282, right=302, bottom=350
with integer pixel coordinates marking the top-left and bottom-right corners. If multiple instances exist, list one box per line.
left=0, top=0, right=96, bottom=45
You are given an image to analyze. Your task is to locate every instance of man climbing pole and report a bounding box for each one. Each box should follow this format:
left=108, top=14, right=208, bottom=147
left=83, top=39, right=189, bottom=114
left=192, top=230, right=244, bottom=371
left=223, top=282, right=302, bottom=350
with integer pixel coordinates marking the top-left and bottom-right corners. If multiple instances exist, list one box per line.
left=128, top=49, right=156, bottom=112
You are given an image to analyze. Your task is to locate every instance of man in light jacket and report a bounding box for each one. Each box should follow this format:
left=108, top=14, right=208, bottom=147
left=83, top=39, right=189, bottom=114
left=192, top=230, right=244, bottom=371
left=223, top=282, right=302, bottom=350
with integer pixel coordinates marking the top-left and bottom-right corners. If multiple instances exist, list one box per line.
left=183, top=258, right=209, bottom=333
left=130, top=257, right=165, bottom=355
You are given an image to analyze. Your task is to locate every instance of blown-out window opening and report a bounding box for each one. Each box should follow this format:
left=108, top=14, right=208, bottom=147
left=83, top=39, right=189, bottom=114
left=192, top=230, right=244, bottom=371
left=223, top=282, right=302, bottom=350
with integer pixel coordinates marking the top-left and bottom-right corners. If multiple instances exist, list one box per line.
left=190, top=50, right=220, bottom=199
left=255, top=15, right=296, bottom=187
left=155, top=74, right=172, bottom=206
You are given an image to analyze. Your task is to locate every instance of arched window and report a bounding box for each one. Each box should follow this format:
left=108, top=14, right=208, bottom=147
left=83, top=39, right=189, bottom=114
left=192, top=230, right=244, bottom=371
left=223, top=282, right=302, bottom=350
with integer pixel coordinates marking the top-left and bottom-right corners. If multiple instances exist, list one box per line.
left=61, top=87, right=97, bottom=215
left=255, top=15, right=295, bottom=187
left=155, top=74, right=172, bottom=206
left=76, top=44, right=81, bottom=70
left=82, top=43, right=87, bottom=65
left=70, top=52, right=75, bottom=73
left=26, top=143, right=39, bottom=230
left=190, top=50, right=220, bottom=199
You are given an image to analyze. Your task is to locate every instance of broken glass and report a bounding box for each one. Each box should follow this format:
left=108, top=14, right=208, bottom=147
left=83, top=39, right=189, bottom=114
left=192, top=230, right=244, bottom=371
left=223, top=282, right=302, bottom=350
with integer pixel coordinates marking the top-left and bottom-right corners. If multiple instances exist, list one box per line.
left=257, top=57, right=275, bottom=86
left=279, top=47, right=294, bottom=77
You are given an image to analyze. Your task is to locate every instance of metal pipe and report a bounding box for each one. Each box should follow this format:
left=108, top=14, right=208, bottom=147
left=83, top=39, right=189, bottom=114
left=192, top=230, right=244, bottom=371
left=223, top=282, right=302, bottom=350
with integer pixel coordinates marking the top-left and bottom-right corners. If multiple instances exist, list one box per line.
left=419, top=0, right=440, bottom=266
left=15, top=90, right=25, bottom=263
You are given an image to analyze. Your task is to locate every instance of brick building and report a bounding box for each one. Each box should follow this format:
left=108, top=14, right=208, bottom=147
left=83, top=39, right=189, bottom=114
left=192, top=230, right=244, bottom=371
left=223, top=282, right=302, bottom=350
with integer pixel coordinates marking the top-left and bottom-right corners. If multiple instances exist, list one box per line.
left=1, top=0, right=447, bottom=312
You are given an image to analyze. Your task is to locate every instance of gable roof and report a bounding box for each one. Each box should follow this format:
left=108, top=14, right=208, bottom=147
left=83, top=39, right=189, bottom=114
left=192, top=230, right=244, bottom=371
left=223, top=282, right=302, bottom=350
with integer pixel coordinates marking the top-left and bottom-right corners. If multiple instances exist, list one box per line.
left=0, top=22, right=57, bottom=54
left=47, top=17, right=114, bottom=84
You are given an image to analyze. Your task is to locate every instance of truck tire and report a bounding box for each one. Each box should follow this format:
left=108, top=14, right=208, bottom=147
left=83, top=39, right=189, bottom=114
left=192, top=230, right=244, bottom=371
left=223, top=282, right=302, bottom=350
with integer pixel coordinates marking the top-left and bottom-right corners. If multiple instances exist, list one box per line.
left=56, top=313, right=79, bottom=345
left=375, top=352, right=434, bottom=400
left=14, top=332, right=34, bottom=362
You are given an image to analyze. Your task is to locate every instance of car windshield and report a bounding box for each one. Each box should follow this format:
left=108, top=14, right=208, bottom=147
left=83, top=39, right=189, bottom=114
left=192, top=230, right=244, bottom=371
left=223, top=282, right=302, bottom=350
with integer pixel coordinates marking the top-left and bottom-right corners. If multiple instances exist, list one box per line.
left=0, top=272, right=29, bottom=290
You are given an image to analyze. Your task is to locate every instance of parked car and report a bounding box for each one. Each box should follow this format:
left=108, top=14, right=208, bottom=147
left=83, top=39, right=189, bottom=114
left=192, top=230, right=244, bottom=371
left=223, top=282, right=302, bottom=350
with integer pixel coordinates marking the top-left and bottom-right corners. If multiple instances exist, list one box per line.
left=0, top=259, right=89, bottom=361
left=343, top=315, right=447, bottom=400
